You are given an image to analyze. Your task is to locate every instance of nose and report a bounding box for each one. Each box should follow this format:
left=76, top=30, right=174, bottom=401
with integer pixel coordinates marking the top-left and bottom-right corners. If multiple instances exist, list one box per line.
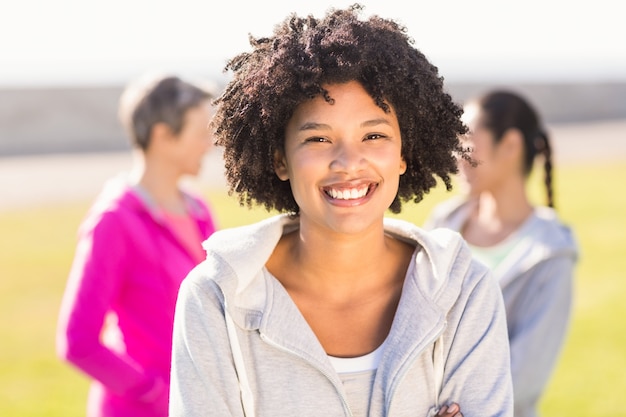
left=329, top=141, right=365, bottom=173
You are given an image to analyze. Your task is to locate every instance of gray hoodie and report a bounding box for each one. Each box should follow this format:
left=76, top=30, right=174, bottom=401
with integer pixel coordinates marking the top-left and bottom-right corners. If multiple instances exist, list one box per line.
left=425, top=198, right=578, bottom=417
left=169, top=214, right=513, bottom=417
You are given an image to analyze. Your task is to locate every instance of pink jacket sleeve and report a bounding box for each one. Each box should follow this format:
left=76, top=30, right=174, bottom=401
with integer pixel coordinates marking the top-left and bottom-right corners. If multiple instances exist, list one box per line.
left=56, top=211, right=165, bottom=404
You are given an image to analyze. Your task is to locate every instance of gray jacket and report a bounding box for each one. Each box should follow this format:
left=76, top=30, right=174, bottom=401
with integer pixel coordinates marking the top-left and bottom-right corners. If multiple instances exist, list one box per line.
left=425, top=198, right=578, bottom=417
left=169, top=214, right=513, bottom=417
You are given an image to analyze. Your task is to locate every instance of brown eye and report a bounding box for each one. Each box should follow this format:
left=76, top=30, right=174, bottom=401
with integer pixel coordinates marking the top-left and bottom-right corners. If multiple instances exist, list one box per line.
left=304, top=136, right=328, bottom=143
left=364, top=133, right=386, bottom=141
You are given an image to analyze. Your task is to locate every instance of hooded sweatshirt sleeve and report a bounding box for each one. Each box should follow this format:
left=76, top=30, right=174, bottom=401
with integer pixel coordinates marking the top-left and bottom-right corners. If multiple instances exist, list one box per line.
left=438, top=258, right=514, bottom=417
left=169, top=266, right=244, bottom=417
left=506, top=257, right=574, bottom=415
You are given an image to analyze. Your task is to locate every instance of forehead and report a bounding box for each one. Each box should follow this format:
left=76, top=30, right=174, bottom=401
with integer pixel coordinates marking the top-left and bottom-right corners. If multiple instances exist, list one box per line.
left=291, top=81, right=394, bottom=121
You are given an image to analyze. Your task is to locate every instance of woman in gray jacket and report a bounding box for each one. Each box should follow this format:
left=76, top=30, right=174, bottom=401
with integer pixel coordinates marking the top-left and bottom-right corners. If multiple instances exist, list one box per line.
left=169, top=5, right=513, bottom=417
left=425, top=91, right=578, bottom=417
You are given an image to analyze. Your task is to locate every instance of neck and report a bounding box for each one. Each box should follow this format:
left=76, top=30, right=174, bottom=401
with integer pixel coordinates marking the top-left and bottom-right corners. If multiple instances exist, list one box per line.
left=299, top=225, right=387, bottom=275
left=130, top=152, right=185, bottom=213
left=476, top=195, right=530, bottom=225
left=465, top=178, right=533, bottom=245
left=272, top=219, right=410, bottom=300
left=474, top=176, right=532, bottom=224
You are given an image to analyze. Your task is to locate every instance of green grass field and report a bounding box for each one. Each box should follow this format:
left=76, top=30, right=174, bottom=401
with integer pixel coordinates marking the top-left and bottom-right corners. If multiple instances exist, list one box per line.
left=1, top=160, right=624, bottom=416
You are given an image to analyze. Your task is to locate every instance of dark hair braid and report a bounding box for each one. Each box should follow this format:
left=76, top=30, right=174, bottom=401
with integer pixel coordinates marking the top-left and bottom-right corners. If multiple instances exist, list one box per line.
left=535, top=131, right=555, bottom=208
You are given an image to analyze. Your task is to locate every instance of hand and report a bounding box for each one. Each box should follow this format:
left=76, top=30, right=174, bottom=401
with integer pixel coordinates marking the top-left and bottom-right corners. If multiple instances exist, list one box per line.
left=436, top=402, right=463, bottom=417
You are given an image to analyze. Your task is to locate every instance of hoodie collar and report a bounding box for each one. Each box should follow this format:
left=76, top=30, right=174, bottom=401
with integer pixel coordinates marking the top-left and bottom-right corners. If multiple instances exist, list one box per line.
left=203, top=214, right=470, bottom=314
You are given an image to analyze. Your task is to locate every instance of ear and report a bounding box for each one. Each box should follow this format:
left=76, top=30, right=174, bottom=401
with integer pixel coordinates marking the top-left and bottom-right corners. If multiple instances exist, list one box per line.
left=399, top=156, right=407, bottom=175
left=499, top=128, right=523, bottom=162
left=150, top=122, right=175, bottom=147
left=273, top=150, right=289, bottom=181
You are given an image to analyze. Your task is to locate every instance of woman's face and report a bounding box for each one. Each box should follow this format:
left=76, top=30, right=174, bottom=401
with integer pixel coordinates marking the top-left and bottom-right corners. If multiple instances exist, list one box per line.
left=458, top=103, right=510, bottom=196
left=276, top=81, right=406, bottom=236
left=169, top=100, right=214, bottom=177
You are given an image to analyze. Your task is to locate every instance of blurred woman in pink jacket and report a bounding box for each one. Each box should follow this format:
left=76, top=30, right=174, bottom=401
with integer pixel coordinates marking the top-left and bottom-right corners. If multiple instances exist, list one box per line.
left=56, top=74, right=218, bottom=417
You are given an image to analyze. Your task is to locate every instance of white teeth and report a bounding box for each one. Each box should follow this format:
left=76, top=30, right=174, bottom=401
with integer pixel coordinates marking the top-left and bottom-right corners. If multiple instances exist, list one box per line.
left=327, top=186, right=368, bottom=200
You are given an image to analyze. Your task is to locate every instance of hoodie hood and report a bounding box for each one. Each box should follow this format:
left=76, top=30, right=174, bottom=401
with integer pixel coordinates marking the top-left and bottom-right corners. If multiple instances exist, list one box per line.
left=424, top=196, right=579, bottom=287
left=495, top=206, right=578, bottom=286
left=200, top=214, right=475, bottom=323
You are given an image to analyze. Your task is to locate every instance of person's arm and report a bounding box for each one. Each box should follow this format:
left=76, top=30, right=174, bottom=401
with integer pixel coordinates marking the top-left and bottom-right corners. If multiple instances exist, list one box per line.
left=507, top=257, right=574, bottom=410
left=439, top=263, right=514, bottom=417
left=169, top=273, right=244, bottom=417
left=56, top=213, right=167, bottom=408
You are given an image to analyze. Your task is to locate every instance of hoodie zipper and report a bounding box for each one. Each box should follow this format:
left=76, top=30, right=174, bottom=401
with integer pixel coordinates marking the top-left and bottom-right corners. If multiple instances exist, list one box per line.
left=386, top=320, right=447, bottom=415
left=259, top=332, right=354, bottom=417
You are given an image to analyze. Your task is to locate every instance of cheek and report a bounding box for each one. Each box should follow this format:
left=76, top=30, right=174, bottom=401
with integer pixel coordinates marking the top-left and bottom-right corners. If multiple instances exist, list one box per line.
left=375, top=144, right=404, bottom=168
left=292, top=151, right=326, bottom=173
left=190, top=135, right=210, bottom=153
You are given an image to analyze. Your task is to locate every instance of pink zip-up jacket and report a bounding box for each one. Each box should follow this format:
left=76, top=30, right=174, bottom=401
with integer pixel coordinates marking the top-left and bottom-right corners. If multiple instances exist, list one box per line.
left=56, top=177, right=216, bottom=417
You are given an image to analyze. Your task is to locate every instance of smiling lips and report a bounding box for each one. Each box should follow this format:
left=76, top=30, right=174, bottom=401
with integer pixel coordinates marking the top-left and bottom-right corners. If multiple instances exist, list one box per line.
left=323, top=184, right=373, bottom=200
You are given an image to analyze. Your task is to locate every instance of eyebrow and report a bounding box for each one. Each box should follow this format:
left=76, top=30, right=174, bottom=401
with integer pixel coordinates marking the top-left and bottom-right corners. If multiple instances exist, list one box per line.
left=297, top=118, right=392, bottom=131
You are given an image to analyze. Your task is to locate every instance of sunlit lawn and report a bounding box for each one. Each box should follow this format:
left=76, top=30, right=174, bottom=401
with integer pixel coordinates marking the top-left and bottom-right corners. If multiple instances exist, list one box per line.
left=0, top=160, right=624, bottom=416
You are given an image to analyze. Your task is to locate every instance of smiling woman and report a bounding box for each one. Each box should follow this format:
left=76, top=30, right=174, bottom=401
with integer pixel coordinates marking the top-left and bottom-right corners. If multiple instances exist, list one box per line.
left=168, top=4, right=513, bottom=417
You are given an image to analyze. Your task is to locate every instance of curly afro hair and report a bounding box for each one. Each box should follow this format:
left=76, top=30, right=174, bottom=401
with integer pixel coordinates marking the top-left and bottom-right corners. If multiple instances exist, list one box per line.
left=212, top=3, right=469, bottom=214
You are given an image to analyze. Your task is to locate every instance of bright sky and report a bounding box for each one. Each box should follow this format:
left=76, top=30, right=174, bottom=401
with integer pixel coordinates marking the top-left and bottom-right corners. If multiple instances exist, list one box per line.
left=1, top=0, right=624, bottom=87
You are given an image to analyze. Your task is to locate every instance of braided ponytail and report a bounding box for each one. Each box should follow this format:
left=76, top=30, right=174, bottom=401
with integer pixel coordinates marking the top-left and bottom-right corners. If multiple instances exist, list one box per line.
left=535, top=131, right=554, bottom=208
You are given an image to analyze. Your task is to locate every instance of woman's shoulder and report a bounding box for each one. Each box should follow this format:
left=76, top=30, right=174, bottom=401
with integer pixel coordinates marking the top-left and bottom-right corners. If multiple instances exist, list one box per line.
left=179, top=217, right=295, bottom=316
left=78, top=178, right=143, bottom=232
left=528, top=206, right=578, bottom=253
left=423, top=196, right=471, bottom=230
left=385, top=218, right=489, bottom=301
left=180, top=187, right=213, bottom=215
left=196, top=215, right=296, bottom=286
